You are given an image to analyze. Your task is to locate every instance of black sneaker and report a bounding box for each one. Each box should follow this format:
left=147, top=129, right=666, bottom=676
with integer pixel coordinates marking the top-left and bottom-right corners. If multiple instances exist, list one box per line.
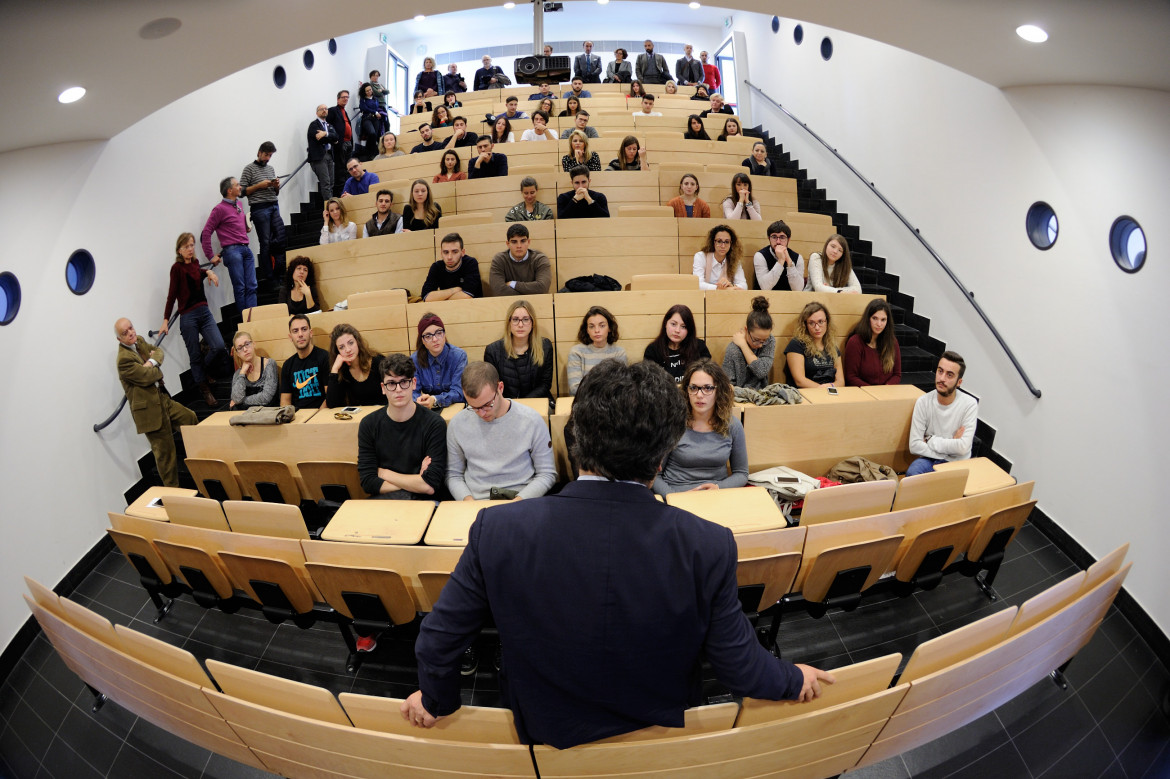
left=461, top=646, right=478, bottom=676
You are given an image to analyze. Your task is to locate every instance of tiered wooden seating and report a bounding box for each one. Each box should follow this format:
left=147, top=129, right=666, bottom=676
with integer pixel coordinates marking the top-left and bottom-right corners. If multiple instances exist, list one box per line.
left=962, top=499, right=1037, bottom=597
left=235, top=459, right=303, bottom=504
left=238, top=301, right=412, bottom=365
left=106, top=527, right=182, bottom=620
left=628, top=273, right=699, bottom=290
left=298, top=461, right=368, bottom=503
left=677, top=218, right=768, bottom=289
left=241, top=302, right=289, bottom=322
left=295, top=230, right=437, bottom=306
left=222, top=500, right=310, bottom=540
left=300, top=540, right=464, bottom=613
left=186, top=458, right=243, bottom=501
left=164, top=494, right=231, bottom=530
left=340, top=692, right=523, bottom=743
left=455, top=171, right=562, bottom=221
left=349, top=288, right=408, bottom=308
left=799, top=480, right=898, bottom=525
left=891, top=469, right=969, bottom=511
left=555, top=217, right=679, bottom=289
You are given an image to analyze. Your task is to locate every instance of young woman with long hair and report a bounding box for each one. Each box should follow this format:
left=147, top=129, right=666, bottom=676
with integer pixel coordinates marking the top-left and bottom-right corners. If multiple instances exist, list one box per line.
left=160, top=231, right=224, bottom=407
left=402, top=179, right=442, bottom=231
left=722, top=296, right=776, bottom=390
left=844, top=298, right=901, bottom=385
left=279, top=255, right=321, bottom=314
left=566, top=306, right=628, bottom=395
left=683, top=114, right=711, bottom=140
left=433, top=150, right=465, bottom=183
left=667, top=173, right=711, bottom=218
left=228, top=330, right=278, bottom=409
left=607, top=135, right=648, bottom=171
left=721, top=172, right=762, bottom=221
left=784, top=301, right=844, bottom=387
left=483, top=299, right=554, bottom=398
left=692, top=223, right=747, bottom=290
left=320, top=197, right=357, bottom=243
left=808, top=233, right=862, bottom=294
left=326, top=323, right=385, bottom=406
left=561, top=130, right=602, bottom=171
left=642, top=304, right=711, bottom=383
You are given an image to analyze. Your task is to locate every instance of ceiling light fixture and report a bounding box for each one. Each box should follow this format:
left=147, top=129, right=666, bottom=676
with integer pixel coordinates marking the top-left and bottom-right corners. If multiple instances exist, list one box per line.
left=414, top=14, right=426, bottom=21
left=1016, top=24, right=1048, bottom=43
left=58, top=87, right=86, bottom=104
left=689, top=1, right=701, bottom=7
left=504, top=2, right=515, bottom=7
left=597, top=0, right=609, bottom=5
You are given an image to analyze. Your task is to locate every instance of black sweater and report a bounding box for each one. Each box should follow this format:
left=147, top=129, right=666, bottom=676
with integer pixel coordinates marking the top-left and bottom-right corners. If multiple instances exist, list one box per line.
left=483, top=338, right=554, bottom=398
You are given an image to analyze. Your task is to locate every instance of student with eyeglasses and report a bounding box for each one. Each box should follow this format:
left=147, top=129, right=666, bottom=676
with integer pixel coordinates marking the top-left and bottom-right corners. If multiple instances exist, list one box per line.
left=357, top=353, right=448, bottom=503
left=228, top=331, right=277, bottom=409
left=784, top=301, right=844, bottom=387
left=411, top=313, right=468, bottom=412
left=722, top=297, right=776, bottom=390
left=483, top=300, right=554, bottom=398
left=652, top=360, right=748, bottom=495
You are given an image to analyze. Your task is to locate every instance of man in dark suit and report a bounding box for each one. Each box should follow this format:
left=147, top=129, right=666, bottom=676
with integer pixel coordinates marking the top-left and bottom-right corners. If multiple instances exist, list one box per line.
left=675, top=44, right=704, bottom=86
left=402, top=360, right=834, bottom=749
left=574, top=41, right=602, bottom=83
left=636, top=39, right=670, bottom=85
left=325, top=91, right=354, bottom=197
left=115, top=318, right=198, bottom=487
left=306, top=103, right=338, bottom=203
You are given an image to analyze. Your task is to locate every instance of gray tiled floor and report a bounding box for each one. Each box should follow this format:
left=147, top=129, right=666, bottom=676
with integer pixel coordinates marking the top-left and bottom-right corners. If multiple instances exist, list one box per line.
left=1, top=522, right=1167, bottom=778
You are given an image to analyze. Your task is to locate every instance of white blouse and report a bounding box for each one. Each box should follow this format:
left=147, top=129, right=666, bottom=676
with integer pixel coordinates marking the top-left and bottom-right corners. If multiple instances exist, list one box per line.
left=808, top=252, right=862, bottom=293
left=692, top=251, right=747, bottom=291
left=320, top=221, right=357, bottom=244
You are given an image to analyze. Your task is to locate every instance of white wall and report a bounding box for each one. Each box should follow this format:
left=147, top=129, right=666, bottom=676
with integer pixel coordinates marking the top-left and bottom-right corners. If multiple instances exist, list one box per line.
left=733, top=14, right=1170, bottom=632
left=0, top=29, right=379, bottom=647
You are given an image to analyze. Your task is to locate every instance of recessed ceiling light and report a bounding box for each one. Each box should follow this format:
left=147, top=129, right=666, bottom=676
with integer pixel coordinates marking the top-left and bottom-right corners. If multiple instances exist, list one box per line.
left=58, top=86, right=86, bottom=104
left=1016, top=24, right=1048, bottom=43
left=597, top=0, right=609, bottom=5
left=504, top=2, right=515, bottom=7
left=689, top=1, right=700, bottom=6
left=414, top=14, right=426, bottom=21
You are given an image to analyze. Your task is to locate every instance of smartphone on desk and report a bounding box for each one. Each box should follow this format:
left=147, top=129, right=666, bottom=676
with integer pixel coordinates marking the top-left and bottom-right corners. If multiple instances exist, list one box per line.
left=827, top=386, right=839, bottom=396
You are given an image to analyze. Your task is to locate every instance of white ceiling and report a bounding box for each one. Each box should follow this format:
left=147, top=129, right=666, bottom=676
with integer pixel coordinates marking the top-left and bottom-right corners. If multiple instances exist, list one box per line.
left=1, top=0, right=1168, bottom=155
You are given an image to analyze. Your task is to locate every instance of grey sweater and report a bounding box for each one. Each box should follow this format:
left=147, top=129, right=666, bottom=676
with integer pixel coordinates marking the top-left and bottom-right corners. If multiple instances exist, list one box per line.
left=652, top=417, right=749, bottom=495
left=229, top=358, right=278, bottom=407
left=722, top=335, right=776, bottom=390
left=446, top=400, right=557, bottom=500
left=566, top=343, right=628, bottom=395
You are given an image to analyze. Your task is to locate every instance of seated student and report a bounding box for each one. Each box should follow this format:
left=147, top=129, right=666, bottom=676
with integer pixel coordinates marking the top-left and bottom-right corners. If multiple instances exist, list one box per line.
left=642, top=304, right=711, bottom=384
left=700, top=93, right=734, bottom=117
left=430, top=105, right=452, bottom=129
left=495, top=95, right=528, bottom=121
left=520, top=110, right=558, bottom=141
left=652, top=361, right=748, bottom=495
left=560, top=130, right=602, bottom=172
left=442, top=116, right=479, bottom=148
left=443, top=91, right=463, bottom=112
left=667, top=173, right=711, bottom=218
left=468, top=136, right=509, bottom=179
left=446, top=361, right=557, bottom=500
left=357, top=353, right=448, bottom=501
left=691, top=84, right=710, bottom=102
left=489, top=115, right=516, bottom=144
left=505, top=177, right=555, bottom=222
left=559, top=110, right=599, bottom=139
left=607, top=135, right=649, bottom=171
left=489, top=223, right=551, bottom=295
left=754, top=220, right=805, bottom=292
left=693, top=223, right=747, bottom=290
left=683, top=114, right=711, bottom=140
left=402, top=179, right=442, bottom=231
left=535, top=97, right=556, bottom=118
left=410, top=91, right=433, bottom=115
left=364, top=189, right=404, bottom=236
left=410, top=123, right=443, bottom=154
left=326, top=323, right=386, bottom=407
left=412, top=313, right=468, bottom=411
left=557, top=95, right=583, bottom=119
left=434, top=149, right=467, bottom=183
left=375, top=132, right=406, bottom=159
left=784, top=302, right=843, bottom=387
left=320, top=198, right=356, bottom=243
left=341, top=158, right=380, bottom=197
left=664, top=80, right=679, bottom=95
left=483, top=300, right=554, bottom=398
left=229, top=331, right=278, bottom=409
left=528, top=82, right=555, bottom=101
left=557, top=166, right=610, bottom=219
left=722, top=172, right=762, bottom=221
left=280, top=314, right=330, bottom=409
left=722, top=297, right=776, bottom=390
left=808, top=233, right=862, bottom=294
left=631, top=94, right=662, bottom=117
left=279, top=256, right=322, bottom=314
left=628, top=80, right=647, bottom=99
left=567, top=306, right=628, bottom=395
left=562, top=78, right=592, bottom=100
left=907, top=351, right=977, bottom=476
left=422, top=233, right=483, bottom=301
left=742, top=141, right=777, bottom=177
left=717, top=116, right=742, bottom=141
left=844, top=298, right=902, bottom=386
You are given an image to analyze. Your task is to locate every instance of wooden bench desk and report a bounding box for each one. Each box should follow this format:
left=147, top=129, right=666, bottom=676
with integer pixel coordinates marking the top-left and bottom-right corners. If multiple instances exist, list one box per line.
left=934, top=457, right=1017, bottom=495
left=304, top=405, right=383, bottom=426
left=858, top=385, right=925, bottom=401
left=798, top=386, right=873, bottom=405
left=441, top=397, right=550, bottom=423
left=665, top=486, right=787, bottom=533
left=124, top=487, right=197, bottom=521
left=320, top=499, right=437, bottom=544
left=424, top=500, right=498, bottom=546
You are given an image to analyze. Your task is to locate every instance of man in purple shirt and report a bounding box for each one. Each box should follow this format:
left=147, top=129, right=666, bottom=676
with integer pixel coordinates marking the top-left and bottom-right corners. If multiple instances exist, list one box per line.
left=340, top=158, right=380, bottom=198
left=201, top=176, right=257, bottom=312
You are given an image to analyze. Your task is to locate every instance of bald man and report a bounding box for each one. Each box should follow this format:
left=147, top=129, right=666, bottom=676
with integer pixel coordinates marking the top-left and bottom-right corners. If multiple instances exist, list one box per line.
left=115, top=318, right=198, bottom=487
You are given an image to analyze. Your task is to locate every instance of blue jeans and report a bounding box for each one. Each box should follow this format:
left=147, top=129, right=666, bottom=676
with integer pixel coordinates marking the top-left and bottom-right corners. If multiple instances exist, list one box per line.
left=250, top=204, right=287, bottom=281
left=220, top=243, right=258, bottom=312
left=179, top=305, right=226, bottom=383
left=906, top=457, right=947, bottom=477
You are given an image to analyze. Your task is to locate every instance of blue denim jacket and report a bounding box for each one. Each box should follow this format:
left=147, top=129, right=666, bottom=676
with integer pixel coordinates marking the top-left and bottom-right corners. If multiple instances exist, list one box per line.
left=412, top=343, right=468, bottom=408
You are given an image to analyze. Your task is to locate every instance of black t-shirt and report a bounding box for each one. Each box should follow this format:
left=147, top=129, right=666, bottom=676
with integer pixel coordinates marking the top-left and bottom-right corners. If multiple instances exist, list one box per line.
left=784, top=338, right=837, bottom=384
left=356, top=404, right=448, bottom=498
left=642, top=339, right=711, bottom=383
left=421, top=257, right=482, bottom=299
left=280, top=346, right=331, bottom=409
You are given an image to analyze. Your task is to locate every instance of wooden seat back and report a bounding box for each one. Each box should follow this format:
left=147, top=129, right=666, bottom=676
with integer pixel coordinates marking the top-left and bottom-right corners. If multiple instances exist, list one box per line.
left=218, top=552, right=317, bottom=614
left=164, top=494, right=231, bottom=531
left=340, top=693, right=523, bottom=743
left=241, top=302, right=411, bottom=365
left=419, top=571, right=452, bottom=608
left=593, top=703, right=740, bottom=743
left=222, top=500, right=310, bottom=540
left=617, top=205, right=673, bottom=218
left=304, top=562, right=416, bottom=625
left=891, top=469, right=969, bottom=511
left=454, top=172, right=562, bottom=221
left=300, top=540, right=464, bottom=611
left=737, top=653, right=902, bottom=726
left=106, top=529, right=176, bottom=587
left=441, top=211, right=495, bottom=228
left=235, top=459, right=303, bottom=504
left=298, top=461, right=368, bottom=502
left=206, top=658, right=352, bottom=726
left=736, top=552, right=802, bottom=612
left=241, top=302, right=290, bottom=322
left=152, top=539, right=236, bottom=600
left=185, top=458, right=243, bottom=501
left=295, top=231, right=437, bottom=311
left=555, top=216, right=679, bottom=289
left=800, top=535, right=905, bottom=603
left=898, top=607, right=1018, bottom=684
left=799, top=480, right=897, bottom=525
left=628, top=273, right=699, bottom=290
left=967, top=500, right=1036, bottom=563
left=1082, top=543, right=1130, bottom=594
left=1009, top=570, right=1088, bottom=635
left=893, top=515, right=980, bottom=583
left=349, top=289, right=408, bottom=308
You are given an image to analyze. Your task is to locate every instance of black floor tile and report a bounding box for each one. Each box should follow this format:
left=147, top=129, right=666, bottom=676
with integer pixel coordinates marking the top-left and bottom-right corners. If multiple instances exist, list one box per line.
left=1011, top=522, right=1049, bottom=555
left=35, top=734, right=104, bottom=779
left=1140, top=740, right=1170, bottom=778
left=258, top=623, right=352, bottom=675
left=840, top=755, right=910, bottom=778
left=1, top=681, right=23, bottom=722
left=200, top=751, right=279, bottom=778
left=913, top=576, right=1006, bottom=628
left=0, top=723, right=43, bottom=779
left=188, top=609, right=277, bottom=655
left=996, top=676, right=1073, bottom=737
left=829, top=596, right=936, bottom=655
left=1117, top=634, right=1159, bottom=678
left=1029, top=543, right=1076, bottom=577
left=6, top=659, right=37, bottom=699
left=71, top=572, right=113, bottom=603
left=54, top=706, right=124, bottom=775
left=1098, top=759, right=1128, bottom=778
left=92, top=577, right=153, bottom=621
left=1097, top=682, right=1161, bottom=755
left=252, top=659, right=354, bottom=696
left=1014, top=693, right=1099, bottom=776
left=774, top=610, right=849, bottom=662
left=1037, top=726, right=1116, bottom=778
left=36, top=648, right=87, bottom=702
left=849, top=626, right=942, bottom=671
left=124, top=718, right=209, bottom=779
left=7, top=698, right=55, bottom=759
left=180, top=638, right=261, bottom=671
left=945, top=740, right=1032, bottom=779
left=1118, top=708, right=1170, bottom=778
left=345, top=675, right=418, bottom=700
left=989, top=553, right=1053, bottom=601
left=21, top=635, right=55, bottom=673
left=107, top=742, right=187, bottom=779
left=1098, top=609, right=1141, bottom=653
left=900, top=710, right=1009, bottom=777
left=93, top=550, right=139, bottom=586
left=1064, top=629, right=1123, bottom=691
left=21, top=673, right=73, bottom=733
left=71, top=691, right=137, bottom=741
left=1076, top=654, right=1142, bottom=723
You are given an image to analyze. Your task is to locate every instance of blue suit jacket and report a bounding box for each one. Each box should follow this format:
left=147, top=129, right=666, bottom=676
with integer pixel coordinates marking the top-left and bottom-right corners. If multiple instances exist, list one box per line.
left=415, top=479, right=803, bottom=749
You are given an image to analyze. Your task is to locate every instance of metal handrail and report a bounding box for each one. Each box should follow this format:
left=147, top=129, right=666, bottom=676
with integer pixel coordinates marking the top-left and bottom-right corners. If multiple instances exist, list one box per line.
left=93, top=315, right=180, bottom=433
left=746, top=80, right=1041, bottom=399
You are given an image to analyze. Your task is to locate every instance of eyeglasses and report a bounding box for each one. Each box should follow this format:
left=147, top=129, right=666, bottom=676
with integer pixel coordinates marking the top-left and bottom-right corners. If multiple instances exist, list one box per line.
left=382, top=378, right=412, bottom=391
left=421, top=329, right=445, bottom=342
left=806, top=318, right=828, bottom=329
left=713, top=238, right=732, bottom=245
left=687, top=384, right=717, bottom=396
left=468, top=394, right=499, bottom=415
left=510, top=316, right=533, bottom=325
left=235, top=340, right=254, bottom=349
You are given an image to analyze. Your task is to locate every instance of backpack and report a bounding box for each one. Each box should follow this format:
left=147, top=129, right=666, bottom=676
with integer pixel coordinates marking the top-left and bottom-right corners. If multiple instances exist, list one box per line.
left=561, top=274, right=622, bottom=293
left=826, top=456, right=897, bottom=483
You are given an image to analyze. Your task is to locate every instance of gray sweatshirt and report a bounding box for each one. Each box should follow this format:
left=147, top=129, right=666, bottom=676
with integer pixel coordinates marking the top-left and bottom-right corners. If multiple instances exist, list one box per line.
left=446, top=400, right=557, bottom=500
left=652, top=417, right=749, bottom=495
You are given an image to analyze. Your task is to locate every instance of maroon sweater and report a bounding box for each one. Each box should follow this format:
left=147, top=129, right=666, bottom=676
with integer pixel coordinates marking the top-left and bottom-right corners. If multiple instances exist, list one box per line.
left=843, top=333, right=902, bottom=386
left=163, top=261, right=209, bottom=318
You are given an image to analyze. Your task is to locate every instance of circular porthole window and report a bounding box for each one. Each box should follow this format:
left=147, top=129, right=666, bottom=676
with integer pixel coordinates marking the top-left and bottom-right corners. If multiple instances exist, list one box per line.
left=1110, top=216, right=1146, bottom=273
left=328, top=38, right=338, bottom=55
left=1025, top=201, right=1059, bottom=250
left=66, top=249, right=96, bottom=295
left=821, top=37, right=834, bottom=60
left=771, top=16, right=780, bottom=33
left=303, top=50, right=315, bottom=70
left=793, top=24, right=804, bottom=45
left=0, top=272, right=21, bottom=325
left=273, top=65, right=287, bottom=89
